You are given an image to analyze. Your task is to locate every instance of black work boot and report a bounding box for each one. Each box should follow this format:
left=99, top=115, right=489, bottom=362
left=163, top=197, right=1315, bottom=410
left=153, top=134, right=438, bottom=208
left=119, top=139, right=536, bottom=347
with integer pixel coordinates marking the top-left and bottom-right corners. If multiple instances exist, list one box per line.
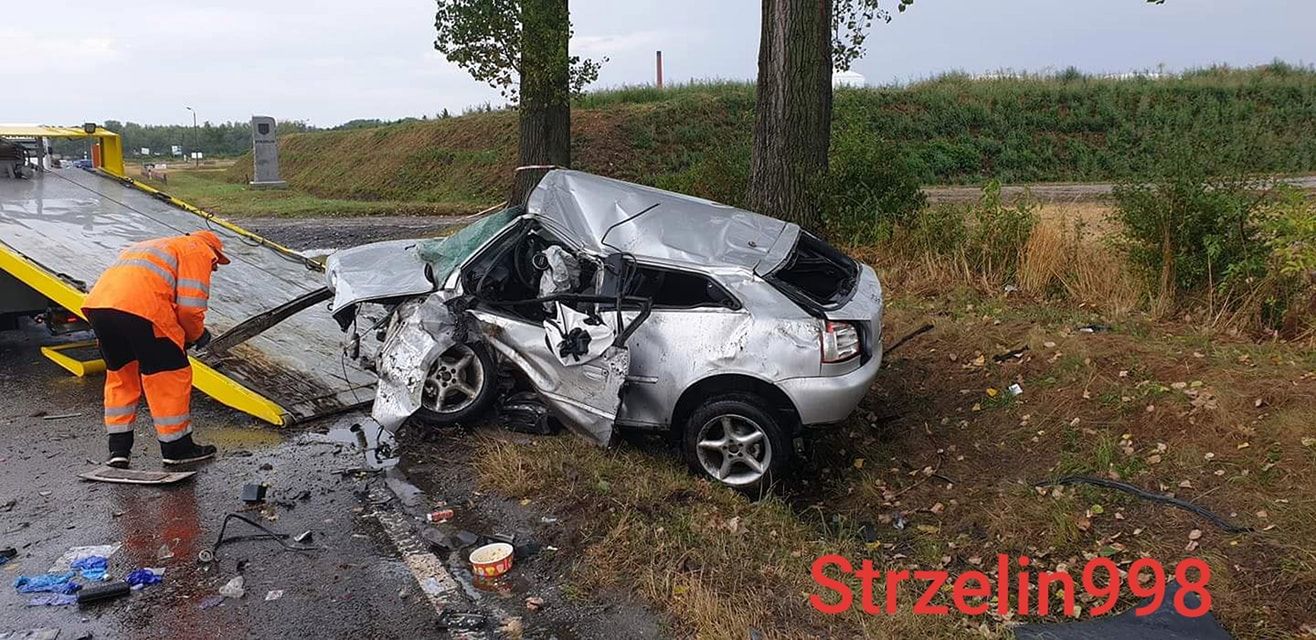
left=160, top=433, right=218, bottom=466
left=106, top=432, right=133, bottom=469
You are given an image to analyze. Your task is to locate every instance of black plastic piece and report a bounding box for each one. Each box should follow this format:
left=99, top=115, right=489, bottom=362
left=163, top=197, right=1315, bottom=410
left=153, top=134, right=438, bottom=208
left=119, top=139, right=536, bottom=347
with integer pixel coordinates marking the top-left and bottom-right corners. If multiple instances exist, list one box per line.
left=77, top=581, right=131, bottom=605
left=241, top=483, right=268, bottom=503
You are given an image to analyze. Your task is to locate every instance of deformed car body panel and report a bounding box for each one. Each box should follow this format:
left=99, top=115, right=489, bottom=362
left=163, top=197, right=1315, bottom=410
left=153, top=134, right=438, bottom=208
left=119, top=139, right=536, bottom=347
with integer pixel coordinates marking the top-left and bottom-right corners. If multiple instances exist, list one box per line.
left=371, top=296, right=458, bottom=432
left=530, top=170, right=796, bottom=272
left=615, top=272, right=822, bottom=428
left=325, top=239, right=434, bottom=314
left=474, top=310, right=629, bottom=445
left=325, top=207, right=522, bottom=314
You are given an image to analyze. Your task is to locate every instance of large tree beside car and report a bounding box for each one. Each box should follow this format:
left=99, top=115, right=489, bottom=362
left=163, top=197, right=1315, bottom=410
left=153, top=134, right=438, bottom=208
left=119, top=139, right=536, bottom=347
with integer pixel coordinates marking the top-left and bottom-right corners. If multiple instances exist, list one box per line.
left=433, top=0, right=602, bottom=205
left=432, top=0, right=907, bottom=230
left=747, top=0, right=910, bottom=233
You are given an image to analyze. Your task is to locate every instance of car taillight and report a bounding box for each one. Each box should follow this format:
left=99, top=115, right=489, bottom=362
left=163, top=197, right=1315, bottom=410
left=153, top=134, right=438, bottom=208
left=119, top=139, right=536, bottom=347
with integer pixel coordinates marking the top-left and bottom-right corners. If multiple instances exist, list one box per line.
left=821, top=321, right=860, bottom=363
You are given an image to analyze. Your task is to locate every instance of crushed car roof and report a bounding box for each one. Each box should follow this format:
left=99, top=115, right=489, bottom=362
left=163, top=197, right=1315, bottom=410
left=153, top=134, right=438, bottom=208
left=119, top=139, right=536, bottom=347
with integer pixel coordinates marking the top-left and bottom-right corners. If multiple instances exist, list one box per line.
left=528, top=170, right=799, bottom=272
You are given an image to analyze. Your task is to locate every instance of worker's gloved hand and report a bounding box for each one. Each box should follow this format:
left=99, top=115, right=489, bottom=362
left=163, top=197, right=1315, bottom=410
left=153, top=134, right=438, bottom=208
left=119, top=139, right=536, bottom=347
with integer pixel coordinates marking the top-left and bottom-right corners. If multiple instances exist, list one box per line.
left=190, top=328, right=212, bottom=350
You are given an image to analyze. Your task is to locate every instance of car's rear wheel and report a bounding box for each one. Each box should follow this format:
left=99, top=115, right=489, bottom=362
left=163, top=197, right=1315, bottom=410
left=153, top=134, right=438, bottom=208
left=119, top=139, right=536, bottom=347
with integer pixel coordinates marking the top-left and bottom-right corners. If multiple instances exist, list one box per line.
left=414, top=342, right=497, bottom=426
left=682, top=393, right=789, bottom=495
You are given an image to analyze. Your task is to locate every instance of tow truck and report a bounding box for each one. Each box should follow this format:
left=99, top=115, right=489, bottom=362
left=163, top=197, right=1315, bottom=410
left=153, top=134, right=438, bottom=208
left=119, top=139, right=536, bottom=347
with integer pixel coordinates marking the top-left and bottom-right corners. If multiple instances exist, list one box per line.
left=0, top=123, right=374, bottom=425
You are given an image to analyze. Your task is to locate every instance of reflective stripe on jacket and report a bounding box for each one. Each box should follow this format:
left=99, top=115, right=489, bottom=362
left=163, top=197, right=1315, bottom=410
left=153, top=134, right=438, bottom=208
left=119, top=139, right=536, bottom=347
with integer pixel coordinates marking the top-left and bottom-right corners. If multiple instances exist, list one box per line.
left=83, top=235, right=216, bottom=348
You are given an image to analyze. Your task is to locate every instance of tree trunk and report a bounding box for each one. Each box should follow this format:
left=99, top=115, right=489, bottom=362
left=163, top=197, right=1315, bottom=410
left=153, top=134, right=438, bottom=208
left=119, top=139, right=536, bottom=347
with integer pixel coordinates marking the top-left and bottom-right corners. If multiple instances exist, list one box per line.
left=508, top=0, right=572, bottom=207
left=746, top=0, right=832, bottom=233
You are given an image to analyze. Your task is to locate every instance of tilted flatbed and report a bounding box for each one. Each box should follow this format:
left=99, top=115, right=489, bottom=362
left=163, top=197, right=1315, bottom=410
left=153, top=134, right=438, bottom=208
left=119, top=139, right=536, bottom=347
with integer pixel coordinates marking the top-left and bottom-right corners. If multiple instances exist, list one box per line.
left=0, top=167, right=374, bottom=424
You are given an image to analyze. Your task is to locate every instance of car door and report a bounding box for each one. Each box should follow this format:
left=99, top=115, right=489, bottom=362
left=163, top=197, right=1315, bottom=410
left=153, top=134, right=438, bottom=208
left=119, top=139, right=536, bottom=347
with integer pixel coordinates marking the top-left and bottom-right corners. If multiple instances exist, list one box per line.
left=459, top=220, right=645, bottom=446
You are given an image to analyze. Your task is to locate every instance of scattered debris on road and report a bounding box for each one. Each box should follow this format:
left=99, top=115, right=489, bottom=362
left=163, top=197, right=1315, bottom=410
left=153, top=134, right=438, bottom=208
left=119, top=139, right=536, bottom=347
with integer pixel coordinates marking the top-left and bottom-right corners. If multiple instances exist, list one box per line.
left=77, top=467, right=194, bottom=485
left=241, top=483, right=268, bottom=503
left=884, top=323, right=934, bottom=358
left=14, top=573, right=78, bottom=594
left=124, top=568, right=163, bottom=589
left=218, top=576, right=245, bottom=599
left=200, top=513, right=320, bottom=563
left=75, top=581, right=130, bottom=605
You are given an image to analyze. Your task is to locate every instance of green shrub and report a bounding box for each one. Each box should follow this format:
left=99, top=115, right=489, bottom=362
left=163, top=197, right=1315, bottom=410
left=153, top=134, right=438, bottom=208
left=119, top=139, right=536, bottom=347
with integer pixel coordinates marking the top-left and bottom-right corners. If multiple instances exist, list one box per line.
left=893, top=182, right=1037, bottom=283
left=967, top=181, right=1039, bottom=281
left=823, top=125, right=927, bottom=244
left=1256, top=188, right=1316, bottom=333
left=899, top=203, right=968, bottom=258
left=1111, top=145, right=1271, bottom=301
left=650, top=142, right=751, bottom=209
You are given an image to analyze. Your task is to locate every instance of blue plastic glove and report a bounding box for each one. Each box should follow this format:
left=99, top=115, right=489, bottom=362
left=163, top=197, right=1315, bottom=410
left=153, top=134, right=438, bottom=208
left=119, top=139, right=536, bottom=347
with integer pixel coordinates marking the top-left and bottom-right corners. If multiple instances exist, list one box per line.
left=14, top=573, right=80, bottom=594
left=125, top=568, right=163, bottom=587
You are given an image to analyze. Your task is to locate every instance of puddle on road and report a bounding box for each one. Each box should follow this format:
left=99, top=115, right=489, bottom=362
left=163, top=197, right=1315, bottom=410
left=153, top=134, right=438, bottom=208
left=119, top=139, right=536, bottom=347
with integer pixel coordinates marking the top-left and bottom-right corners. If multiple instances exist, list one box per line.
left=308, top=414, right=400, bottom=471
left=204, top=423, right=284, bottom=450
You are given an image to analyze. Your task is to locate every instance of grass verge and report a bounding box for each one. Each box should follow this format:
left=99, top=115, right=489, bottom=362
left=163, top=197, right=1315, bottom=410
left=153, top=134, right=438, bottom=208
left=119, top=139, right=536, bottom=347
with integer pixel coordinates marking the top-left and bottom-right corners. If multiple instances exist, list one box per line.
left=469, top=273, right=1316, bottom=639
left=137, top=167, right=472, bottom=218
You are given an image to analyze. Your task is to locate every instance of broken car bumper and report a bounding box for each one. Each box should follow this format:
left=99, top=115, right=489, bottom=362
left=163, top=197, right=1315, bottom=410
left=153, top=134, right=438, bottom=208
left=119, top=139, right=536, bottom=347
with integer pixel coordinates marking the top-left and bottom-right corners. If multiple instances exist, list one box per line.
left=779, top=348, right=883, bottom=427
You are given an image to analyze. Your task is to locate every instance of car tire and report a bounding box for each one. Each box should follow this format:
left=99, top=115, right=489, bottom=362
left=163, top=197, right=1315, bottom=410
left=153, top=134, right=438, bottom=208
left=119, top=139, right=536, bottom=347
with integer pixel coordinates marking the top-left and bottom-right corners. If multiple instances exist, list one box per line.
left=682, top=393, right=790, bottom=496
left=413, top=342, right=498, bottom=426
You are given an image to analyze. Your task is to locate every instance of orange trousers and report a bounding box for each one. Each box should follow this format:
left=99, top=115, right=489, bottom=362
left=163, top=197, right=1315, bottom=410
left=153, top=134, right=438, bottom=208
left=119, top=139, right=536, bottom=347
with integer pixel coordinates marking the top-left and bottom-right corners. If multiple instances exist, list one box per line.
left=85, top=308, right=193, bottom=442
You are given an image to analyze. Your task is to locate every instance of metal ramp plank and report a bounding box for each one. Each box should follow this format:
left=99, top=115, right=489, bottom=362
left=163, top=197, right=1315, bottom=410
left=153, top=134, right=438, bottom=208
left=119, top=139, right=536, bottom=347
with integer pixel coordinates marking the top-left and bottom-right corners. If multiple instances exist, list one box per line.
left=0, top=168, right=374, bottom=423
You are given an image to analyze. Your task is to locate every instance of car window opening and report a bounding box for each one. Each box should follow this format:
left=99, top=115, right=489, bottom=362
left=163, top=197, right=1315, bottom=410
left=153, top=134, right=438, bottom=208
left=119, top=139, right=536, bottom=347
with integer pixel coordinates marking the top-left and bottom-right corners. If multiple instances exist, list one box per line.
left=624, top=266, right=739, bottom=310
left=463, top=222, right=601, bottom=323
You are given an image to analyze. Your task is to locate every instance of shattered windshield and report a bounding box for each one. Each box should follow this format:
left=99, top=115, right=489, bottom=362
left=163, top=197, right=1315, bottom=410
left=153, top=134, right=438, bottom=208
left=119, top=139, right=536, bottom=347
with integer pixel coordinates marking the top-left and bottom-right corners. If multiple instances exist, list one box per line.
left=417, top=206, right=521, bottom=284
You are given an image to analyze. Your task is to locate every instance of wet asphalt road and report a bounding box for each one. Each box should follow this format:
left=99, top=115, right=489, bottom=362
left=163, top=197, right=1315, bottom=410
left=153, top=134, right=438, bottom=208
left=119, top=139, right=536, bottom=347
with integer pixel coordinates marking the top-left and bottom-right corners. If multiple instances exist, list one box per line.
left=0, top=323, right=438, bottom=639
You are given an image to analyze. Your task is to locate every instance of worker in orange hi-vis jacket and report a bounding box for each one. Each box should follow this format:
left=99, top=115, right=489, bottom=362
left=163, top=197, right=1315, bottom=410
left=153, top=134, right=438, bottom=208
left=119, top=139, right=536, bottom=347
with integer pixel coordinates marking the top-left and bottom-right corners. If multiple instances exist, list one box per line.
left=82, top=230, right=229, bottom=469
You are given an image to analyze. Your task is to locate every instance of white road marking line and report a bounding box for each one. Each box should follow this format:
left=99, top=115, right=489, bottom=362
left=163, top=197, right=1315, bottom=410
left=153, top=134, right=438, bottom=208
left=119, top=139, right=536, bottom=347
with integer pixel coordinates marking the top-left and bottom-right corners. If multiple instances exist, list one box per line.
left=373, top=508, right=489, bottom=639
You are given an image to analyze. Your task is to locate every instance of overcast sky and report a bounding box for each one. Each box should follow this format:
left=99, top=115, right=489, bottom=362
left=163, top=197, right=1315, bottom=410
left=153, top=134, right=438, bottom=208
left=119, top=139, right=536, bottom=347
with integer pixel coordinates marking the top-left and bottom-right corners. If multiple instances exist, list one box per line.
left=4, top=0, right=1311, bottom=127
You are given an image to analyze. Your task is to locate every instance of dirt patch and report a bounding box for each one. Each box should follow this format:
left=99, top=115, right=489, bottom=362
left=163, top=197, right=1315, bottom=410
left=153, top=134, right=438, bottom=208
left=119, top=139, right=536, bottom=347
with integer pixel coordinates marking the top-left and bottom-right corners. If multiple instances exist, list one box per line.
left=797, top=293, right=1316, bottom=638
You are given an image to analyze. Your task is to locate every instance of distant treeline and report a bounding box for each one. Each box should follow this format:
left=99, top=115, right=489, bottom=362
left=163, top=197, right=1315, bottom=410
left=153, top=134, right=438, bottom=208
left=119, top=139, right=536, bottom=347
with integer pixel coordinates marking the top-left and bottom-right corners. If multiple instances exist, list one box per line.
left=49, top=117, right=434, bottom=160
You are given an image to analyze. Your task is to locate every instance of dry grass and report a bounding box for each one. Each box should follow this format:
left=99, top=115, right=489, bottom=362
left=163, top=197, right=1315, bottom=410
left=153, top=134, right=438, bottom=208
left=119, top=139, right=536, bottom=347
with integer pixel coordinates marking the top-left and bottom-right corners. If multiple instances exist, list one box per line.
left=469, top=263, right=1316, bottom=639
left=1019, top=221, right=1143, bottom=313
left=475, top=437, right=998, bottom=639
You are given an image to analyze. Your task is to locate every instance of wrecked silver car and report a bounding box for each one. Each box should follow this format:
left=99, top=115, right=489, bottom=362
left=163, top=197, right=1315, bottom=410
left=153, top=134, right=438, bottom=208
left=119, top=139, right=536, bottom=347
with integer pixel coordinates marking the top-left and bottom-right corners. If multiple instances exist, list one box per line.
left=325, top=170, right=884, bottom=492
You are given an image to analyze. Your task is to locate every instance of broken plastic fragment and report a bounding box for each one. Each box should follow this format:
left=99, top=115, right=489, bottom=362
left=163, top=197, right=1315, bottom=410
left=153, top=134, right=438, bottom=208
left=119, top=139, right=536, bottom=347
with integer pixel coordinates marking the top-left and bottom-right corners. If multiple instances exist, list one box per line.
left=219, top=575, right=245, bottom=599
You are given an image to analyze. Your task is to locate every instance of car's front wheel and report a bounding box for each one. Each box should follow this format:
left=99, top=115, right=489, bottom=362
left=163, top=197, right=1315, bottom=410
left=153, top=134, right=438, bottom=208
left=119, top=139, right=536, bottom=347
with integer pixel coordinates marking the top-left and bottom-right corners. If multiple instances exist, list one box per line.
left=682, top=393, right=789, bottom=495
left=414, top=342, right=497, bottom=426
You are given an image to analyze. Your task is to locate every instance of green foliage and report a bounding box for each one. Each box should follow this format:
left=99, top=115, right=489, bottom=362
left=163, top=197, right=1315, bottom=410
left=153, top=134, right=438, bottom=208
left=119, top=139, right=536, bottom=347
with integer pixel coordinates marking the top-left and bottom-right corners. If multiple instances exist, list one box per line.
left=832, top=0, right=913, bottom=71
left=895, top=182, right=1038, bottom=283
left=899, top=203, right=968, bottom=258
left=966, top=181, right=1039, bottom=280
left=1264, top=188, right=1316, bottom=279
left=651, top=142, right=751, bottom=209
left=1112, top=141, right=1270, bottom=299
left=823, top=123, right=926, bottom=244
left=1256, top=188, right=1316, bottom=332
left=214, top=65, right=1315, bottom=217
left=49, top=120, right=314, bottom=160
left=433, top=0, right=603, bottom=101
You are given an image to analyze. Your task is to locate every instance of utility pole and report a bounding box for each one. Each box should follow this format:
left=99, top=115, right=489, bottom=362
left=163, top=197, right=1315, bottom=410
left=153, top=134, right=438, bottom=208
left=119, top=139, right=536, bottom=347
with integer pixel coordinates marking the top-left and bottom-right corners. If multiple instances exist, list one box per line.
left=656, top=51, right=664, bottom=89
left=185, top=106, right=198, bottom=167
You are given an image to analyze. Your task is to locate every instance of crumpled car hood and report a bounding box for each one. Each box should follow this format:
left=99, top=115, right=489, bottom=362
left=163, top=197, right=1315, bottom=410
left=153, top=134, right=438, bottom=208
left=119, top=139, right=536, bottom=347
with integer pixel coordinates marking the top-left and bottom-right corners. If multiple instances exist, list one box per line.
left=529, top=169, right=797, bottom=272
left=324, top=239, right=435, bottom=313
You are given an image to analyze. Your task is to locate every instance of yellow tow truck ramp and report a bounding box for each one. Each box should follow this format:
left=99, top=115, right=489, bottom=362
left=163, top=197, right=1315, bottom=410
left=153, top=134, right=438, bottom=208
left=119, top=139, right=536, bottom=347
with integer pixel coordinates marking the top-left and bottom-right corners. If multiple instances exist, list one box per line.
left=0, top=126, right=373, bottom=425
